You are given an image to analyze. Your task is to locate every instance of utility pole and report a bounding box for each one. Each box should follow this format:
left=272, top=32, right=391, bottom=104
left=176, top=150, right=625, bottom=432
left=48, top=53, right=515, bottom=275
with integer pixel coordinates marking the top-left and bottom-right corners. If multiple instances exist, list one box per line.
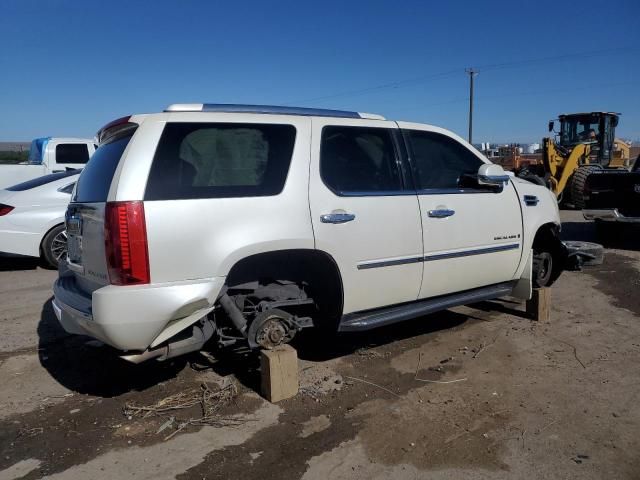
left=465, top=68, right=478, bottom=144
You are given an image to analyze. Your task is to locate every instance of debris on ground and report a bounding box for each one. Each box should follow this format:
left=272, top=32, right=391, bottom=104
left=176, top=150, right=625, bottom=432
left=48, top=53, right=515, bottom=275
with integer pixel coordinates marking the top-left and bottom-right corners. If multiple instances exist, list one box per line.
left=299, top=363, right=343, bottom=400
left=123, top=382, right=243, bottom=440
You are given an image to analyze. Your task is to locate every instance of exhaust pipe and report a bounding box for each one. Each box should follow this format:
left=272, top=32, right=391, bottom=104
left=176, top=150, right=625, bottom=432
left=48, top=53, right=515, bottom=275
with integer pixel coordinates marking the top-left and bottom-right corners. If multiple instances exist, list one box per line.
left=121, top=320, right=215, bottom=364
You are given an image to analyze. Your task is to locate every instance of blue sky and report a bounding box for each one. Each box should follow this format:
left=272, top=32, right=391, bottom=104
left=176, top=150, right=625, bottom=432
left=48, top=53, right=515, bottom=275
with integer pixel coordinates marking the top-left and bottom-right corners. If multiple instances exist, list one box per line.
left=1, top=0, right=638, bottom=142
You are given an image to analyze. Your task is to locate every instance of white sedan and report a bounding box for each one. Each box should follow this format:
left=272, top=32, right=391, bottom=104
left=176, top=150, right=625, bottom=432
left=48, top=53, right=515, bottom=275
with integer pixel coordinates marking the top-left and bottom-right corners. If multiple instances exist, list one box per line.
left=0, top=170, right=79, bottom=267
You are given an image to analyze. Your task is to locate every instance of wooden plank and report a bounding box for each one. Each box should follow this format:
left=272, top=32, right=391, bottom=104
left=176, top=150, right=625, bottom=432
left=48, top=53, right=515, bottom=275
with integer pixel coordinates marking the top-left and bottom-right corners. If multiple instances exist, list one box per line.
left=260, top=344, right=298, bottom=403
left=526, top=287, right=551, bottom=322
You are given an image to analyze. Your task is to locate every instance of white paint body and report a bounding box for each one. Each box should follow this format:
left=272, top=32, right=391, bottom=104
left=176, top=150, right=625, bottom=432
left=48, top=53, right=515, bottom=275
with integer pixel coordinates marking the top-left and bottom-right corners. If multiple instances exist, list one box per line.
left=0, top=138, right=95, bottom=189
left=53, top=110, right=561, bottom=353
left=0, top=173, right=79, bottom=257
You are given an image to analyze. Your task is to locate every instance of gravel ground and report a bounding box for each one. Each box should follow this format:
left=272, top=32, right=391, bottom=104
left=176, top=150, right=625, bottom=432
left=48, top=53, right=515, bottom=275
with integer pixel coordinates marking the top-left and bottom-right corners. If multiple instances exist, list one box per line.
left=0, top=211, right=638, bottom=480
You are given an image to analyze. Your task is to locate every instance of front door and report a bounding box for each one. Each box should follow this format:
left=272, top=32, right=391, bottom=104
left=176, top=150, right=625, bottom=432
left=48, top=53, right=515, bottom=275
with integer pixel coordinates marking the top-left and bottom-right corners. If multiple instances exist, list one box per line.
left=309, top=118, right=423, bottom=315
left=399, top=124, right=523, bottom=299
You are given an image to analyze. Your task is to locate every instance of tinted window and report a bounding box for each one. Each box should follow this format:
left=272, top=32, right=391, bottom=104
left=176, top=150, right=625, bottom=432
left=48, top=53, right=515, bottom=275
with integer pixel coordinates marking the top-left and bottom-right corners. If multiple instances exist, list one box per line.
left=6, top=169, right=80, bottom=191
left=405, top=130, right=483, bottom=190
left=320, top=126, right=401, bottom=194
left=145, top=123, right=296, bottom=200
left=56, top=144, right=90, bottom=164
left=74, top=134, right=134, bottom=203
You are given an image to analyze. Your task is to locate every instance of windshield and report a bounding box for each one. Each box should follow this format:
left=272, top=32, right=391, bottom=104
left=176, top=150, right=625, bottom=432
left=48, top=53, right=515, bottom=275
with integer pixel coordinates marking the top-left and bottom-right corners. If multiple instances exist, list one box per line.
left=559, top=116, right=601, bottom=146
left=27, top=138, right=49, bottom=165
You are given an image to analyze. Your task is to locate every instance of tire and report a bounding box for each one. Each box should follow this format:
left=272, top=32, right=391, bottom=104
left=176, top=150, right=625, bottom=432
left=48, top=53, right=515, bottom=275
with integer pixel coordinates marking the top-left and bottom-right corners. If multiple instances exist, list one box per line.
left=563, top=240, right=604, bottom=266
left=41, top=224, right=67, bottom=268
left=532, top=250, right=553, bottom=288
left=570, top=165, right=600, bottom=209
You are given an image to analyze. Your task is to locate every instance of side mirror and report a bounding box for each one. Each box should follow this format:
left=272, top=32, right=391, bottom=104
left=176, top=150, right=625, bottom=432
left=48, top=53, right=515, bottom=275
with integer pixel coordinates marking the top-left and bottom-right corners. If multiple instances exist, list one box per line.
left=548, top=120, right=554, bottom=132
left=478, top=164, right=510, bottom=186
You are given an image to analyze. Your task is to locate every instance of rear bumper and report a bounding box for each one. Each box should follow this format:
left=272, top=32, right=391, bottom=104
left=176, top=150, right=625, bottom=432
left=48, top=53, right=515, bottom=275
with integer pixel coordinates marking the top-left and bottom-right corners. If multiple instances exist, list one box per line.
left=53, top=272, right=226, bottom=351
left=583, top=209, right=640, bottom=223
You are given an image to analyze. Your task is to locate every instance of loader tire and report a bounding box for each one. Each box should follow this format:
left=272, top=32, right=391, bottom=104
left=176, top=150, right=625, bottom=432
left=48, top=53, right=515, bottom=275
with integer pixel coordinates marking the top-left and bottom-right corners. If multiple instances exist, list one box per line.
left=570, top=165, right=600, bottom=209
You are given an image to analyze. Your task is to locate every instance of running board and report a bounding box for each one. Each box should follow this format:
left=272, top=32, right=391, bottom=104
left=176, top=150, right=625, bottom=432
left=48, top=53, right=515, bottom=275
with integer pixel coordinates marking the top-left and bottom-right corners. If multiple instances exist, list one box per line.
left=338, top=281, right=515, bottom=332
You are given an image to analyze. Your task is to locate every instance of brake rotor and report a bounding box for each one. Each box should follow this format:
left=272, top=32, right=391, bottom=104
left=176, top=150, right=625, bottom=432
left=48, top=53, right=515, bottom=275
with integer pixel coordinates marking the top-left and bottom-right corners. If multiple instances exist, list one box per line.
left=247, top=309, right=295, bottom=350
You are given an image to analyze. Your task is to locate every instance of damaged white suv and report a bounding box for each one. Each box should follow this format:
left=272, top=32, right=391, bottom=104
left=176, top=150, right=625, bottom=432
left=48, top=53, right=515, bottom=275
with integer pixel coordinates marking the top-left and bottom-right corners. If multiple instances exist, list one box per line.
left=53, top=104, right=565, bottom=363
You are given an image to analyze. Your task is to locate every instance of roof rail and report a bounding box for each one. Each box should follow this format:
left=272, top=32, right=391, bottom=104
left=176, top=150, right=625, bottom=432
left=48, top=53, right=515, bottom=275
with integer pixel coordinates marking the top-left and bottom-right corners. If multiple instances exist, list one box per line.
left=164, top=103, right=385, bottom=120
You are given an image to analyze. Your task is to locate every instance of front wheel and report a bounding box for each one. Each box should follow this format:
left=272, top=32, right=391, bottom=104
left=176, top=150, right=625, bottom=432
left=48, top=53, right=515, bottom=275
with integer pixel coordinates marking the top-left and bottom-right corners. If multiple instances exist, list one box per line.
left=532, top=250, right=553, bottom=288
left=41, top=224, right=67, bottom=268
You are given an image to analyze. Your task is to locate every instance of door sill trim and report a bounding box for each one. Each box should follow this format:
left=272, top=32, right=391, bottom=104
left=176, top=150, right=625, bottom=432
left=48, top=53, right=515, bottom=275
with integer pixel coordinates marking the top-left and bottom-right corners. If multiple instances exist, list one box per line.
left=338, top=281, right=516, bottom=332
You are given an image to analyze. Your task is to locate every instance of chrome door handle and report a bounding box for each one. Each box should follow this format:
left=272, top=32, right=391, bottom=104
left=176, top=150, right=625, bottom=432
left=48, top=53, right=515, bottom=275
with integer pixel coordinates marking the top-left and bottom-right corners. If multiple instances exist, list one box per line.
left=428, top=209, right=455, bottom=218
left=320, top=213, right=356, bottom=224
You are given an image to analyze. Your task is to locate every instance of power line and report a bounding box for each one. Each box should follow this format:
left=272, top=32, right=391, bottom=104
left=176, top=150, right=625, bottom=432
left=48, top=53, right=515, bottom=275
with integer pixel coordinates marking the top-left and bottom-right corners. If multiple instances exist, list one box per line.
left=288, top=46, right=638, bottom=105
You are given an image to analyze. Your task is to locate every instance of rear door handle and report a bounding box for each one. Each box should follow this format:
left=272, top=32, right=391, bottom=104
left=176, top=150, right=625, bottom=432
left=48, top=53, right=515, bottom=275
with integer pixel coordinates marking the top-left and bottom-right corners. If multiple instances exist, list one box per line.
left=320, top=213, right=356, bottom=224
left=428, top=209, right=455, bottom=218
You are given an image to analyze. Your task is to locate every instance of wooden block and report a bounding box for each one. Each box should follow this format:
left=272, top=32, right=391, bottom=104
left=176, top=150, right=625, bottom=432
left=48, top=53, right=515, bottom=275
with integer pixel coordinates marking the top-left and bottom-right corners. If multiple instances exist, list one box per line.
left=526, top=287, right=551, bottom=322
left=260, top=344, right=298, bottom=403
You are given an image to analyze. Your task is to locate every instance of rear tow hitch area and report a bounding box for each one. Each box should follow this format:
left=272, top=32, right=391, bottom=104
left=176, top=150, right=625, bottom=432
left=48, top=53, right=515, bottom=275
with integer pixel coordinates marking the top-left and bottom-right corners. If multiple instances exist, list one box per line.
left=215, top=280, right=315, bottom=350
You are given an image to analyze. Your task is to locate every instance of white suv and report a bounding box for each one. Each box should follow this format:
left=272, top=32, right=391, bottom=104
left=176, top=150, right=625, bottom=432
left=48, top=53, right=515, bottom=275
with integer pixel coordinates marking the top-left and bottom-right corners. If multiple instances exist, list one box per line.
left=53, top=104, right=565, bottom=363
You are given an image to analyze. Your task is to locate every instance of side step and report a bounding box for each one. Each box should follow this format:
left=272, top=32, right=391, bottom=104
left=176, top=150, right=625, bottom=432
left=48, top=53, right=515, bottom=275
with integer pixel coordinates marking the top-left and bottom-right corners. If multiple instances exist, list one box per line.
left=338, top=281, right=515, bottom=332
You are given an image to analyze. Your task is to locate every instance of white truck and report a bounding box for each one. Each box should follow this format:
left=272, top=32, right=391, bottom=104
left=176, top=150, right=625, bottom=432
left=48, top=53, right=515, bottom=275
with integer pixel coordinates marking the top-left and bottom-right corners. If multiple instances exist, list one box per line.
left=53, top=104, right=567, bottom=363
left=0, top=137, right=95, bottom=189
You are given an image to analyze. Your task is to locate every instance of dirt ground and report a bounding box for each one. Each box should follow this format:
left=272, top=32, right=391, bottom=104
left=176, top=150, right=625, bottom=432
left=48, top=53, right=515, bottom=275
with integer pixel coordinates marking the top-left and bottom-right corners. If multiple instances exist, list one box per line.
left=0, top=211, right=639, bottom=480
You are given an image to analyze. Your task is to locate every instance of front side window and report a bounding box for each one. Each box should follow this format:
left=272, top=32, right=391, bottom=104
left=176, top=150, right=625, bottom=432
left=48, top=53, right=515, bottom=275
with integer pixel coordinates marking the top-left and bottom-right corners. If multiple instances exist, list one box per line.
left=145, top=123, right=296, bottom=200
left=320, top=126, right=402, bottom=195
left=404, top=130, right=483, bottom=190
left=56, top=144, right=90, bottom=164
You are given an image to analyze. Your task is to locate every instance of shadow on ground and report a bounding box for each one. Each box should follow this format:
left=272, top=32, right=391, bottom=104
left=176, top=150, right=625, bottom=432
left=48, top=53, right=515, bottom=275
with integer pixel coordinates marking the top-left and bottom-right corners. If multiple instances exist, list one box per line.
left=201, top=309, right=475, bottom=391
left=0, top=254, right=45, bottom=271
left=38, top=297, right=187, bottom=398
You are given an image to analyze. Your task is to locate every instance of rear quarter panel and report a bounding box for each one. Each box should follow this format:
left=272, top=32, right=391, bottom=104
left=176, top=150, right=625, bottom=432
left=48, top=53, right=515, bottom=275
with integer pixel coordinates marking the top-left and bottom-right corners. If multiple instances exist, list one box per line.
left=119, top=113, right=315, bottom=283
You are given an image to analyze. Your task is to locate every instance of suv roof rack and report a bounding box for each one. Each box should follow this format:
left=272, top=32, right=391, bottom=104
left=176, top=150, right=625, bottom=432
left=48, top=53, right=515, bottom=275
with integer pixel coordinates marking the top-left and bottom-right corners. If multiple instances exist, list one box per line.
left=164, top=103, right=385, bottom=120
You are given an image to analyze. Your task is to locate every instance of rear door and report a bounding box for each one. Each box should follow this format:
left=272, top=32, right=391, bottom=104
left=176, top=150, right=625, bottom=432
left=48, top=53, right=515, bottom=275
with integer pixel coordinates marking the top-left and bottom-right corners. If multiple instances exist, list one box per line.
left=309, top=118, right=423, bottom=315
left=399, top=124, right=523, bottom=299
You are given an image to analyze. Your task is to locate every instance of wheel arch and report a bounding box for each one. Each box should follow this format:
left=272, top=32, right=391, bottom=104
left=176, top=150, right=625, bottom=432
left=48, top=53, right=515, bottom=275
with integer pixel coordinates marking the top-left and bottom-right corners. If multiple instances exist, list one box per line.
left=224, top=248, right=345, bottom=328
left=532, top=221, right=566, bottom=286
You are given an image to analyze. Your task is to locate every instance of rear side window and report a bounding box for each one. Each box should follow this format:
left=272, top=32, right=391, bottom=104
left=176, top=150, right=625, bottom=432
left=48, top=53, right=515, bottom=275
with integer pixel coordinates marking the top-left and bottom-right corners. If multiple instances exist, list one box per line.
left=145, top=123, right=296, bottom=200
left=56, top=144, right=90, bottom=165
left=405, top=130, right=483, bottom=190
left=320, top=126, right=402, bottom=195
left=74, top=134, right=134, bottom=203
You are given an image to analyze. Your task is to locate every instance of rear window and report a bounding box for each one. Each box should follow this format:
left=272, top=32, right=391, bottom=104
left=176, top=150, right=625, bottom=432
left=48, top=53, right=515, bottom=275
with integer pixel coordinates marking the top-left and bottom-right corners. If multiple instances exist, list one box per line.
left=6, top=169, right=80, bottom=191
left=145, top=123, right=296, bottom=200
left=73, top=134, right=134, bottom=203
left=56, top=143, right=90, bottom=165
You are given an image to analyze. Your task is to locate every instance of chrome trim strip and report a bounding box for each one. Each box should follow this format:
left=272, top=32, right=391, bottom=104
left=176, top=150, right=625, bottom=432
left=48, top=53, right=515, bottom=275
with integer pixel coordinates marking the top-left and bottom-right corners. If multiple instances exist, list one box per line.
left=423, top=243, right=520, bottom=262
left=416, top=187, right=502, bottom=195
left=357, top=243, right=520, bottom=270
left=357, top=255, right=423, bottom=270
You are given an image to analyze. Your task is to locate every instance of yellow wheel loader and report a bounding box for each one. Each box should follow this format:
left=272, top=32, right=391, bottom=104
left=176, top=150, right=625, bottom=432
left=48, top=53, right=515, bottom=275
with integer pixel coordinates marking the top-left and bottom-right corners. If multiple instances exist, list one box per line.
left=521, top=112, right=630, bottom=207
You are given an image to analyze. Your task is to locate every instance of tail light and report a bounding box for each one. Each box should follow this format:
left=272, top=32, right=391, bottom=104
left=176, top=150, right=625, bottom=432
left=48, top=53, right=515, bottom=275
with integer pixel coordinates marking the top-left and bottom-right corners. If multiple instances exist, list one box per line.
left=104, top=201, right=150, bottom=285
left=0, top=204, right=14, bottom=216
